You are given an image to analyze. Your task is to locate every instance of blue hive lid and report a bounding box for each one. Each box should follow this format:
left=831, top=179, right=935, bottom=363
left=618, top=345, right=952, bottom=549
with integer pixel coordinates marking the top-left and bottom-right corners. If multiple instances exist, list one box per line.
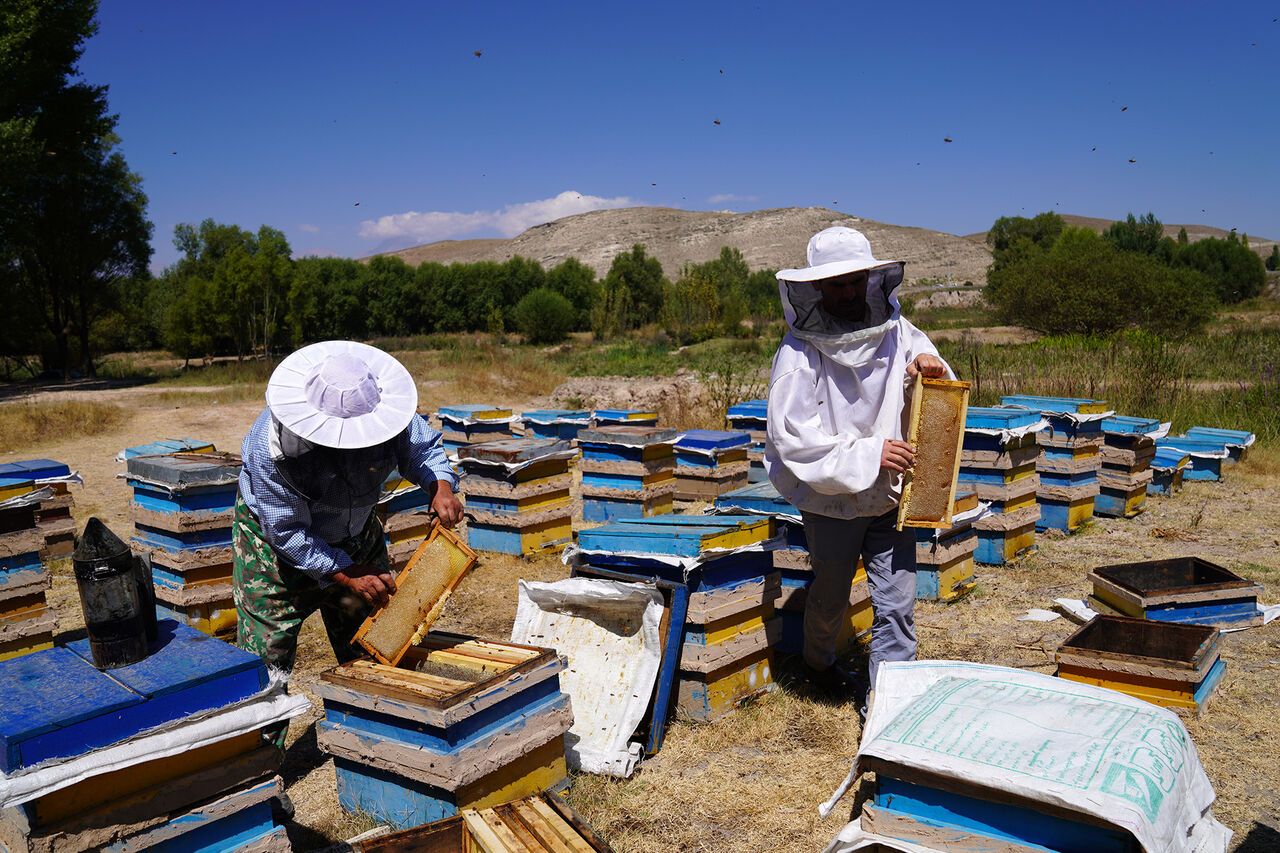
left=676, top=430, right=752, bottom=451
left=0, top=459, right=70, bottom=484
left=965, top=407, right=1041, bottom=430
left=1101, top=415, right=1162, bottom=434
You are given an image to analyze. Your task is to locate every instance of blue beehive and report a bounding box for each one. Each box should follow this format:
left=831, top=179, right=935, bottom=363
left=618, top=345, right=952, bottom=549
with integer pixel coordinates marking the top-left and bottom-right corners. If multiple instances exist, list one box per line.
left=0, top=484, right=58, bottom=662
left=521, top=409, right=592, bottom=442
left=592, top=408, right=659, bottom=426
left=726, top=400, right=769, bottom=483
left=435, top=405, right=515, bottom=454
left=1155, top=436, right=1229, bottom=481
left=1095, top=416, right=1161, bottom=519
left=1149, top=446, right=1190, bottom=496
left=1185, top=426, right=1254, bottom=463
left=459, top=439, right=574, bottom=555
left=674, top=430, right=752, bottom=502
left=958, top=408, right=1040, bottom=564
left=122, top=439, right=216, bottom=459
left=999, top=397, right=1105, bottom=533
left=578, top=426, right=678, bottom=523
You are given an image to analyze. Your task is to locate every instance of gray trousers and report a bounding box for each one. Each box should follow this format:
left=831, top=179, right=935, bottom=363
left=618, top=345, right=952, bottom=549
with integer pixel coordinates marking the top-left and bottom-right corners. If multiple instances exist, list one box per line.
left=800, top=508, right=918, bottom=685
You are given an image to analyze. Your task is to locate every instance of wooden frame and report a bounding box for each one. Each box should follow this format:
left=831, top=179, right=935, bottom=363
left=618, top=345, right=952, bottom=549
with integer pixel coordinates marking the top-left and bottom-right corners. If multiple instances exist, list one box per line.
left=898, top=375, right=971, bottom=530
left=354, top=523, right=479, bottom=666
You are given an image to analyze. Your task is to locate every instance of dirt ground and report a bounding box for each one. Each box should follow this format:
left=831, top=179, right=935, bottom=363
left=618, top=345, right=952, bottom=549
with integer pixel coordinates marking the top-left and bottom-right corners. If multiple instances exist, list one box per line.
left=6, top=378, right=1280, bottom=852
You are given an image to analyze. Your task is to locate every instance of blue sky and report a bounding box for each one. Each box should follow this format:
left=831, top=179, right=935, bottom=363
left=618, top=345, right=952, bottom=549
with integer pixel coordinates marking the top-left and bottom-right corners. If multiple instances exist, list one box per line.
left=79, top=1, right=1280, bottom=273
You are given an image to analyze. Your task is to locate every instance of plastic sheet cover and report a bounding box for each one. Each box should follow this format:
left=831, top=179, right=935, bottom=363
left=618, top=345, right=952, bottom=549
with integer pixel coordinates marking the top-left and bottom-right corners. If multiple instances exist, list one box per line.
left=819, top=660, right=1231, bottom=853
left=511, top=578, right=662, bottom=778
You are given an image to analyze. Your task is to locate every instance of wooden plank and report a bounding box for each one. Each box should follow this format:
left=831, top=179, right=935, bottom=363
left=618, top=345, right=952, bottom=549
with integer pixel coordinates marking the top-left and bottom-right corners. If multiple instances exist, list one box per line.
left=469, top=807, right=532, bottom=851
left=862, top=802, right=1059, bottom=853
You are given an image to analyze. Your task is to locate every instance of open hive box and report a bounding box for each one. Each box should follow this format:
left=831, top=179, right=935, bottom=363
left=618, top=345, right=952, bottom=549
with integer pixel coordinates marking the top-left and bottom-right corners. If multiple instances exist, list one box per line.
left=1088, top=556, right=1264, bottom=629
left=354, top=523, right=478, bottom=666
left=351, top=791, right=614, bottom=852
left=897, top=376, right=970, bottom=530
left=316, top=633, right=571, bottom=828
left=1056, top=614, right=1223, bottom=715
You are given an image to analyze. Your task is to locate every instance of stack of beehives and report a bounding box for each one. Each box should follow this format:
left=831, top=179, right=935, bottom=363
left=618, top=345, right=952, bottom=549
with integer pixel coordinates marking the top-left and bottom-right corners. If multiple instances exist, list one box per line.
left=573, top=515, right=780, bottom=723
left=434, top=405, right=517, bottom=456
left=458, top=438, right=575, bottom=555
left=0, top=620, right=301, bottom=853
left=521, top=409, right=592, bottom=443
left=0, top=460, right=79, bottom=560
left=956, top=406, right=1043, bottom=565
left=577, top=425, right=678, bottom=523
left=726, top=399, right=768, bottom=483
left=912, top=489, right=980, bottom=603
left=672, top=429, right=752, bottom=502
left=0, top=478, right=58, bottom=662
left=1000, top=395, right=1107, bottom=534
left=1097, top=415, right=1160, bottom=518
left=126, top=451, right=242, bottom=638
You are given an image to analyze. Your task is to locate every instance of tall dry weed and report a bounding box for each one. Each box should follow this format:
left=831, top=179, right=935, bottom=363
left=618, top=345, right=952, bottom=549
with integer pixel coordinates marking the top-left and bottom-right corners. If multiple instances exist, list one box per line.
left=0, top=400, right=130, bottom=453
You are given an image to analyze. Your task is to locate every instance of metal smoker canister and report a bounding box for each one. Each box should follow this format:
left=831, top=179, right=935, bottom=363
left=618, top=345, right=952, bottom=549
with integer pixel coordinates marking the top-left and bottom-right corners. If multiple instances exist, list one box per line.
left=73, top=517, right=150, bottom=669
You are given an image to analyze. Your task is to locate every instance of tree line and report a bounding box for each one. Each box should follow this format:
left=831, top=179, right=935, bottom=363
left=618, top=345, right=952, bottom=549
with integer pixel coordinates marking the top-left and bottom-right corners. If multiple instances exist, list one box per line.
left=982, top=211, right=1269, bottom=337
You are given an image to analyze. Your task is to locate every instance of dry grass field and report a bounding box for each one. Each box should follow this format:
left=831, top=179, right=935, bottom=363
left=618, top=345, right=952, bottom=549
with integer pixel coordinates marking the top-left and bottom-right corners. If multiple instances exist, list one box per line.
left=4, top=347, right=1279, bottom=853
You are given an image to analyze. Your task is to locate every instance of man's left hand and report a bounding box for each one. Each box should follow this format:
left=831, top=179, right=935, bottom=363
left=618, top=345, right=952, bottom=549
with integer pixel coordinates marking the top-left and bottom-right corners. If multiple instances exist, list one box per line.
left=430, top=480, right=464, bottom=528
left=907, top=354, right=948, bottom=378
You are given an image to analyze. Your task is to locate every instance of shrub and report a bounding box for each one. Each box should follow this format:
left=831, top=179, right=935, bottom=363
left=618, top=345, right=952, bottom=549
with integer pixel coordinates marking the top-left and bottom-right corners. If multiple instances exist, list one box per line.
left=512, top=288, right=575, bottom=345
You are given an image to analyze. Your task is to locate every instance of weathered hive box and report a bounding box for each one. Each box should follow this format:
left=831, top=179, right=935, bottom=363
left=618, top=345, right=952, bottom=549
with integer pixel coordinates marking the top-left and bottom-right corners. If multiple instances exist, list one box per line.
left=1096, top=415, right=1159, bottom=518
left=574, top=515, right=779, bottom=722
left=1056, top=615, right=1224, bottom=715
left=314, top=634, right=571, bottom=829
left=673, top=430, right=751, bottom=502
left=349, top=791, right=615, bottom=853
left=998, top=394, right=1110, bottom=439
left=1186, top=426, right=1254, bottom=463
left=1089, top=557, right=1264, bottom=629
left=0, top=486, right=57, bottom=661
left=126, top=452, right=242, bottom=638
left=1149, top=446, right=1190, bottom=496
left=1156, top=435, right=1229, bottom=481
left=0, top=461, right=77, bottom=560
left=998, top=397, right=1108, bottom=534
left=377, top=470, right=437, bottom=570
left=459, top=439, right=574, bottom=555
left=898, top=377, right=969, bottom=529
left=958, top=407, right=1042, bottom=565
left=578, top=426, right=678, bottom=523
left=121, top=438, right=216, bottom=459
left=591, top=408, right=658, bottom=426
left=436, top=405, right=517, bottom=455
left=521, top=409, right=591, bottom=443
left=726, top=399, right=768, bottom=483
left=913, top=491, right=979, bottom=603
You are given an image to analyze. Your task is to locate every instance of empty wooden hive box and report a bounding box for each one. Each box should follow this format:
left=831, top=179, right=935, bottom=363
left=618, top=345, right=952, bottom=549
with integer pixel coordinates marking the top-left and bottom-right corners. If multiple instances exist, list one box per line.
left=0, top=460, right=78, bottom=560
left=1000, top=395, right=1108, bottom=534
left=1088, top=556, right=1264, bottom=629
left=672, top=430, right=751, bottom=502
left=435, top=405, right=517, bottom=456
left=0, top=620, right=286, bottom=853
left=957, top=406, right=1042, bottom=566
left=0, top=482, right=58, bottom=661
left=521, top=410, right=592, bottom=443
left=348, top=792, right=614, bottom=853
left=574, top=515, right=780, bottom=723
left=1097, top=415, right=1159, bottom=518
left=126, top=451, right=243, bottom=638
left=459, top=439, right=574, bottom=555
left=1056, top=614, right=1225, bottom=715
left=725, top=399, right=768, bottom=483
left=913, top=490, right=979, bottom=603
left=577, top=426, right=678, bottom=523
left=314, top=634, right=572, bottom=829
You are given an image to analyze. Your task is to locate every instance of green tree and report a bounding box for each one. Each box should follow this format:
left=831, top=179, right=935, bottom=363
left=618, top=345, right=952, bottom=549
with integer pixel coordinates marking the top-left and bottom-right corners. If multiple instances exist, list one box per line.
left=1, top=0, right=153, bottom=377
left=1170, top=235, right=1267, bottom=303
left=985, top=227, right=1213, bottom=336
left=985, top=212, right=1065, bottom=271
left=545, top=257, right=599, bottom=329
left=603, top=244, right=666, bottom=329
left=661, top=272, right=720, bottom=345
left=363, top=255, right=417, bottom=336
left=1266, top=244, right=1279, bottom=272
left=512, top=288, right=575, bottom=344
left=744, top=268, right=782, bottom=318
left=1177, top=227, right=1189, bottom=245
left=1103, top=212, right=1165, bottom=256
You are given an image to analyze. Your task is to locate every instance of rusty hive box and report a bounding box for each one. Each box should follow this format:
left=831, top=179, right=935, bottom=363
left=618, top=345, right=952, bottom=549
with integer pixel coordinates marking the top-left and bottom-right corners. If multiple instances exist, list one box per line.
left=898, top=376, right=971, bottom=529
left=354, top=524, right=479, bottom=666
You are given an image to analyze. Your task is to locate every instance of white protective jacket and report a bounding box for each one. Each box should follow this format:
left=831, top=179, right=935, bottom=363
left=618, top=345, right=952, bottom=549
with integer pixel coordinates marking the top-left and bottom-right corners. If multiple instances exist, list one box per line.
left=765, top=264, right=953, bottom=519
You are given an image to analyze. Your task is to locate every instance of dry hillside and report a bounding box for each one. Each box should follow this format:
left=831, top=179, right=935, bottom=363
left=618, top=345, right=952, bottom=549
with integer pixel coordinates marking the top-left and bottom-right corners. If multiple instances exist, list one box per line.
left=369, top=206, right=995, bottom=285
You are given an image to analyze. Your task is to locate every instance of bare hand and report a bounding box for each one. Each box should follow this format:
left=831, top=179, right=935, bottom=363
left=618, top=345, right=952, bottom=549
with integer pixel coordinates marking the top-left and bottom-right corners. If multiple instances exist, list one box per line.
left=881, top=439, right=916, bottom=473
left=430, top=480, right=464, bottom=528
left=333, top=564, right=397, bottom=609
left=907, top=353, right=948, bottom=378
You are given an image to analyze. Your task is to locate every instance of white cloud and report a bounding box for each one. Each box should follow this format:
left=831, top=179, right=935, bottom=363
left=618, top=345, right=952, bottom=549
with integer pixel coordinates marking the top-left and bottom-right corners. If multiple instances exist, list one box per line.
left=707, top=193, right=759, bottom=204
left=359, top=190, right=633, bottom=244
left=297, top=223, right=320, bottom=233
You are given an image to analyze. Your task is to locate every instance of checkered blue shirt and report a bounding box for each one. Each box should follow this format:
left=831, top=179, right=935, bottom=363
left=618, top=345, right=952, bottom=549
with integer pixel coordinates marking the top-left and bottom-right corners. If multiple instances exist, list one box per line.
left=238, top=407, right=459, bottom=582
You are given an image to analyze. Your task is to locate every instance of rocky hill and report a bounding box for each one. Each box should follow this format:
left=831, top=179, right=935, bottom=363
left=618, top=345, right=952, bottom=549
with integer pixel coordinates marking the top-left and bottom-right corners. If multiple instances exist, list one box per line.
left=369, top=206, right=995, bottom=285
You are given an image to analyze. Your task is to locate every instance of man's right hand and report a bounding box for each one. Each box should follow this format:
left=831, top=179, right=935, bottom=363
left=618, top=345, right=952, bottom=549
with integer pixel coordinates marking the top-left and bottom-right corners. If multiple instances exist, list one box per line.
left=333, top=564, right=397, bottom=609
left=880, top=439, right=916, bottom=473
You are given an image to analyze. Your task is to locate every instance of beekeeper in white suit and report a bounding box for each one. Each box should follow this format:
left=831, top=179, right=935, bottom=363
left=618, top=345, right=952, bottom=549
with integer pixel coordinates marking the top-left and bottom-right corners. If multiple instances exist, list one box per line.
left=765, top=226, right=952, bottom=705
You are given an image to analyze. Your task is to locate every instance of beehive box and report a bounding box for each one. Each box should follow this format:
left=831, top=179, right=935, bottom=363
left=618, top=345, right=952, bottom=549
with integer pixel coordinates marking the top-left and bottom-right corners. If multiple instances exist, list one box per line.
left=0, top=490, right=57, bottom=661
left=914, top=491, right=978, bottom=603
left=726, top=399, right=768, bottom=483
left=436, top=405, right=516, bottom=454
left=350, top=791, right=615, bottom=853
left=315, top=634, right=570, bottom=829
left=1149, top=446, right=1190, bottom=496
left=354, top=525, right=477, bottom=666
left=775, top=566, right=871, bottom=658
left=998, top=394, right=1110, bottom=439
left=898, top=377, right=970, bottom=529
left=1056, top=615, right=1224, bottom=715
left=592, top=408, right=658, bottom=426
left=0, top=461, right=78, bottom=559
left=1096, top=417, right=1158, bottom=519
left=673, top=430, right=751, bottom=502
left=1155, top=435, right=1229, bottom=481
left=957, top=408, right=1041, bottom=566
left=1186, top=426, right=1254, bottom=463
left=578, top=426, right=678, bottom=523
left=1089, top=557, right=1264, bottom=629
left=521, top=410, right=592, bottom=442
left=121, top=439, right=216, bottom=459
left=460, top=439, right=574, bottom=555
